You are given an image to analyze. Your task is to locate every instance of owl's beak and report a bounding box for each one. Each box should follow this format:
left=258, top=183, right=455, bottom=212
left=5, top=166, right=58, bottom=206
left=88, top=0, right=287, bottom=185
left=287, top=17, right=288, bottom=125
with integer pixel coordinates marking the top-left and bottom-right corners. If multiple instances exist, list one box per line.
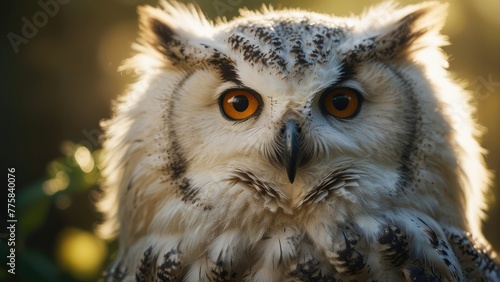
left=283, top=120, right=299, bottom=183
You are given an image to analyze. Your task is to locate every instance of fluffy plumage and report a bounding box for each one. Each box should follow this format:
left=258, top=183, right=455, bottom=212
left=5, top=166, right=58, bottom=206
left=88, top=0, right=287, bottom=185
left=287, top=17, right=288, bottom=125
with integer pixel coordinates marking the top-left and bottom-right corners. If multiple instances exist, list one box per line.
left=98, top=1, right=500, bottom=281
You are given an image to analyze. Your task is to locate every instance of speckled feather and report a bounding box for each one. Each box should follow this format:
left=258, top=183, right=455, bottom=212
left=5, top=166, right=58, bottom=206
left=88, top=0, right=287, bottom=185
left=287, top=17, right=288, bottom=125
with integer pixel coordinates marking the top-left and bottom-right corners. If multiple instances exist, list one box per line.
left=98, top=1, right=499, bottom=281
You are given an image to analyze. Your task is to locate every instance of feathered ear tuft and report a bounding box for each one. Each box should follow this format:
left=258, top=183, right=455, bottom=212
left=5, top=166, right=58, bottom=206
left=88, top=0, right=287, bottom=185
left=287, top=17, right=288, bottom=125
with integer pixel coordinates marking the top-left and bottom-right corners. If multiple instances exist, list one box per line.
left=378, top=1, right=448, bottom=56
left=344, top=1, right=448, bottom=63
left=137, top=1, right=214, bottom=64
left=139, top=7, right=176, bottom=58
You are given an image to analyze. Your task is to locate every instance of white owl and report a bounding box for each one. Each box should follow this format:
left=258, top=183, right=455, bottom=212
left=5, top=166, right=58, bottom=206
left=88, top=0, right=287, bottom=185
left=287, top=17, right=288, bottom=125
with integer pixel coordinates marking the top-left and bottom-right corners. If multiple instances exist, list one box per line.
left=98, top=1, right=500, bottom=281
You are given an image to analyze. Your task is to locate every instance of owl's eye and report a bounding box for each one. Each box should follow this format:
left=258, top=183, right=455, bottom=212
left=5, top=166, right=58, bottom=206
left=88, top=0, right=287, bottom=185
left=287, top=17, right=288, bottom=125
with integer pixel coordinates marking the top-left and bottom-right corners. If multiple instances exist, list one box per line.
left=321, top=87, right=362, bottom=119
left=219, top=89, right=262, bottom=121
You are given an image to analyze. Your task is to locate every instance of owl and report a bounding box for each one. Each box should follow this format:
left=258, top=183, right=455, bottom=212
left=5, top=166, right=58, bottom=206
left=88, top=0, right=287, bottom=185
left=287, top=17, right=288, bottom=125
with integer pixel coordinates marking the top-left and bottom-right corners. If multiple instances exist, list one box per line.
left=98, top=1, right=500, bottom=281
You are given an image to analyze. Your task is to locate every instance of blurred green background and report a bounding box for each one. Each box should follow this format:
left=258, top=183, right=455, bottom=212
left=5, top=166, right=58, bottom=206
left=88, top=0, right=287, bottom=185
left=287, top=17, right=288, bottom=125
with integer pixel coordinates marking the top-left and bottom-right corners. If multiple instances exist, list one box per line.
left=1, top=0, right=499, bottom=281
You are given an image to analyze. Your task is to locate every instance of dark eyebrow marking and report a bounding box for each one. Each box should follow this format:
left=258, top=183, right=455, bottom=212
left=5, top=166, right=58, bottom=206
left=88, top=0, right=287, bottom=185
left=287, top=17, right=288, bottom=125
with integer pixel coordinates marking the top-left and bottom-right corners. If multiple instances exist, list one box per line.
left=336, top=61, right=356, bottom=84
left=207, top=52, right=243, bottom=85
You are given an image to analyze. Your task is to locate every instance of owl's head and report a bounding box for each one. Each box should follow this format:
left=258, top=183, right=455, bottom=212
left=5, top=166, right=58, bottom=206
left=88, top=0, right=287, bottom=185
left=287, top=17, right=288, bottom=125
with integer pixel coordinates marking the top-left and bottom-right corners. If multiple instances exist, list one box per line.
left=99, top=1, right=488, bottom=245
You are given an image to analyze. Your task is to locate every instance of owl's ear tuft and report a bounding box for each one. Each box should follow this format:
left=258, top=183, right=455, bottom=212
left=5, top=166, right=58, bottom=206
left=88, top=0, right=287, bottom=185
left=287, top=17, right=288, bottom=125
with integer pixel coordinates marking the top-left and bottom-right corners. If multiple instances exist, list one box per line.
left=142, top=17, right=170, bottom=53
left=138, top=6, right=184, bottom=62
left=345, top=1, right=448, bottom=63
left=149, top=18, right=175, bottom=47
left=379, top=1, right=448, bottom=56
left=137, top=3, right=214, bottom=64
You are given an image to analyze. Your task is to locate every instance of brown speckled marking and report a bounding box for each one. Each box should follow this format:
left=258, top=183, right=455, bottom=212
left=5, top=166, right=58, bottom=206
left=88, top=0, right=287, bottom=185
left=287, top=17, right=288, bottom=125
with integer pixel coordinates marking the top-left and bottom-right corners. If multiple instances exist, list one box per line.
left=378, top=224, right=410, bottom=267
left=208, top=259, right=237, bottom=282
left=446, top=229, right=500, bottom=281
left=157, top=247, right=183, bottom=282
left=136, top=246, right=158, bottom=282
left=331, top=224, right=366, bottom=276
left=228, top=18, right=345, bottom=77
left=104, top=261, right=128, bottom=282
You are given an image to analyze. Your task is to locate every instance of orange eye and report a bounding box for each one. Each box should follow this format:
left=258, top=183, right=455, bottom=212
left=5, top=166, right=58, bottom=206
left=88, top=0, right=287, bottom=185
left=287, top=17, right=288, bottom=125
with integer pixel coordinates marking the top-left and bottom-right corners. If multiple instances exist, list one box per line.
left=220, top=89, right=262, bottom=121
left=321, top=87, right=362, bottom=119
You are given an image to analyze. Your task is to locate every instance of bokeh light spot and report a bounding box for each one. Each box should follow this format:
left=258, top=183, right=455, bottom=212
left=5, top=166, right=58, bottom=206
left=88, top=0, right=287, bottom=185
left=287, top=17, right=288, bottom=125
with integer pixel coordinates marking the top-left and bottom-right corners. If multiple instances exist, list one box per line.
left=42, top=171, right=69, bottom=195
left=74, top=146, right=95, bottom=173
left=56, top=227, right=107, bottom=280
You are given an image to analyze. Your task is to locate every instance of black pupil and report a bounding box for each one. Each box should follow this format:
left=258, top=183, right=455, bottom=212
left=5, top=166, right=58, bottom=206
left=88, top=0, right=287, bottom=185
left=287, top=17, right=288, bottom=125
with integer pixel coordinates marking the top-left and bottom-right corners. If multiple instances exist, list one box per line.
left=332, top=94, right=350, bottom=111
left=231, top=95, right=249, bottom=112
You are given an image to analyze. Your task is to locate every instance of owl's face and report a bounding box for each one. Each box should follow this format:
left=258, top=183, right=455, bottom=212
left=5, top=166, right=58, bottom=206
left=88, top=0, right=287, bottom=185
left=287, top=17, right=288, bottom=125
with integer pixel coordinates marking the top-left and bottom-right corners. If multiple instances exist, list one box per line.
left=99, top=2, right=496, bottom=281
left=138, top=3, right=448, bottom=217
left=174, top=53, right=411, bottom=213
